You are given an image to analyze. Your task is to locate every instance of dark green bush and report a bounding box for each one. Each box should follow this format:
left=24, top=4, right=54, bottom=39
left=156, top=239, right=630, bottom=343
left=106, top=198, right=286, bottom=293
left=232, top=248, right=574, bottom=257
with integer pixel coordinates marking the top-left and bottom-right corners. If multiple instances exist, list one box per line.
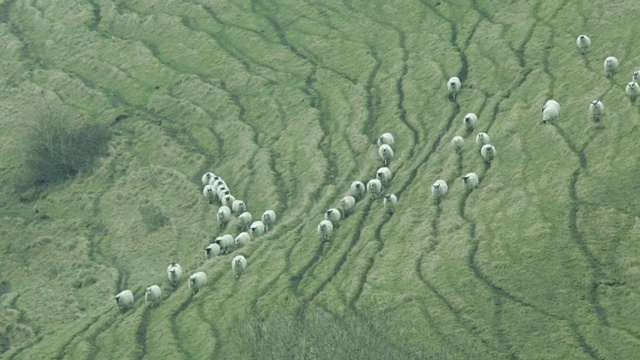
left=23, top=105, right=112, bottom=186
left=138, top=202, right=170, bottom=231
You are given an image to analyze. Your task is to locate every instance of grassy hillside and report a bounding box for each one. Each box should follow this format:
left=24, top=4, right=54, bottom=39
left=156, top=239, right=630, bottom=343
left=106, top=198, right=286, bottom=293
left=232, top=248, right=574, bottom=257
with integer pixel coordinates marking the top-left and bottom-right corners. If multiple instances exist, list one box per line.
left=1, top=0, right=640, bottom=358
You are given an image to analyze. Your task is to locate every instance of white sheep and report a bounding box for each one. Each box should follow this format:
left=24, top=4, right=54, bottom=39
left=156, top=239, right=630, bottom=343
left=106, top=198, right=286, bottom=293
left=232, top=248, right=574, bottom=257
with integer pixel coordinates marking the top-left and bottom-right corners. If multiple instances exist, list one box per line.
left=207, top=175, right=222, bottom=186
left=542, top=100, right=560, bottom=124
left=201, top=172, right=216, bottom=186
left=232, top=255, right=247, bottom=278
left=588, top=100, right=605, bottom=121
left=222, top=194, right=236, bottom=208
left=340, top=196, right=356, bottom=218
left=633, top=70, right=640, bottom=82
left=462, top=172, right=479, bottom=191
left=205, top=243, right=221, bottom=259
left=250, top=221, right=265, bottom=237
left=350, top=181, right=366, bottom=201
left=376, top=167, right=392, bottom=187
left=167, top=262, right=183, bottom=287
left=232, top=200, right=247, bottom=215
left=325, top=208, right=341, bottom=225
left=383, top=194, right=398, bottom=215
left=202, top=185, right=216, bottom=203
left=211, top=179, right=227, bottom=192
left=235, top=232, right=251, bottom=248
left=452, top=136, right=464, bottom=153
left=261, top=210, right=277, bottom=232
left=378, top=144, right=394, bottom=166
left=626, top=82, right=640, bottom=101
left=317, top=220, right=333, bottom=242
left=144, top=285, right=161, bottom=308
left=377, top=133, right=395, bottom=147
left=217, top=206, right=231, bottom=229
left=576, top=35, right=591, bottom=54
left=604, top=56, right=619, bottom=77
left=215, top=234, right=235, bottom=254
left=188, top=272, right=207, bottom=296
left=475, top=132, right=490, bottom=147
left=447, top=76, right=461, bottom=100
left=238, top=212, right=253, bottom=231
left=432, top=180, right=448, bottom=204
left=216, top=187, right=230, bottom=202
left=463, top=113, right=478, bottom=132
left=114, top=290, right=134, bottom=312
left=367, top=179, right=383, bottom=199
left=481, top=144, right=496, bottom=164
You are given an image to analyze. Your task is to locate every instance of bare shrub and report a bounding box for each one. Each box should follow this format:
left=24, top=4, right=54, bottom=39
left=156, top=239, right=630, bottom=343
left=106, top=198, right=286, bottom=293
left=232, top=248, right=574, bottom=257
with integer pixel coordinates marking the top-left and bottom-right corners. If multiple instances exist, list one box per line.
left=23, top=104, right=111, bottom=186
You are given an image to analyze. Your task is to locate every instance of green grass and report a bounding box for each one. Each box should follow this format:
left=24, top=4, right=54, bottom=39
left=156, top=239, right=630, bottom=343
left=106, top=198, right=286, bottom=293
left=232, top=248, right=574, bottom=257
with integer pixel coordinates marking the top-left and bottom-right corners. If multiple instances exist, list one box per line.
left=2, top=0, right=640, bottom=358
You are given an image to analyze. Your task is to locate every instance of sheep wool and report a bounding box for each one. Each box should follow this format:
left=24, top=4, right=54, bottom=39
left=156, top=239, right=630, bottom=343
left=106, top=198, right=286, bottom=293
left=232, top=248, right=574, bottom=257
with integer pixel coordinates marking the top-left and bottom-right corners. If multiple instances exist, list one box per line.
left=167, top=262, right=183, bottom=287
left=378, top=144, right=394, bottom=166
left=201, top=172, right=216, bottom=186
left=447, top=77, right=461, bottom=100
left=626, top=82, right=640, bottom=101
left=144, top=285, right=161, bottom=307
left=376, top=167, right=392, bottom=187
left=462, top=173, right=479, bottom=191
left=238, top=212, right=253, bottom=231
left=377, top=133, right=395, bottom=147
left=452, top=136, right=464, bottom=152
left=325, top=208, right=341, bottom=225
left=383, top=194, right=398, bottom=215
left=350, top=181, right=366, bottom=201
left=340, top=196, right=356, bottom=218
left=475, top=132, right=490, bottom=147
left=604, top=56, right=619, bottom=77
left=114, top=290, right=134, bottom=312
left=250, top=221, right=265, bottom=237
left=217, top=206, right=231, bottom=229
left=232, top=200, right=247, bottom=215
left=232, top=255, right=248, bottom=278
left=588, top=100, right=605, bottom=121
left=262, top=210, right=277, bottom=232
left=235, top=232, right=251, bottom=248
left=576, top=35, right=591, bottom=54
left=481, top=144, right=496, bottom=164
left=367, top=179, right=383, bottom=199
left=432, top=180, right=448, bottom=204
left=205, top=243, right=221, bottom=259
left=189, top=272, right=207, bottom=295
left=463, top=113, right=478, bottom=132
left=317, top=220, right=334, bottom=242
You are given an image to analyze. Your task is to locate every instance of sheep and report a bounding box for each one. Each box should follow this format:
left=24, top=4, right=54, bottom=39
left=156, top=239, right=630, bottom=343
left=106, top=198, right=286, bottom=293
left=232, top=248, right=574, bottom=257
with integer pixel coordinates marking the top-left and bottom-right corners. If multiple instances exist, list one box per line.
left=205, top=243, right=221, bottom=259
left=462, top=172, right=479, bottom=191
left=325, top=208, right=341, bottom=226
left=232, top=200, right=247, bottom=215
left=250, top=221, right=265, bottom=238
left=167, top=262, right=183, bottom=287
left=463, top=113, right=478, bottom=132
left=378, top=144, right=394, bottom=166
left=481, top=144, right=496, bottom=164
left=217, top=206, right=231, bottom=230
left=626, top=82, right=640, bottom=101
left=207, top=175, right=221, bottom=186
left=452, top=136, right=464, bottom=153
left=376, top=167, right=392, bottom=187
left=475, top=132, right=490, bottom=147
left=144, top=285, right=161, bottom=308
left=201, top=172, right=216, bottom=186
left=633, top=70, right=640, bottom=82
left=576, top=35, right=591, bottom=54
left=113, top=290, right=134, bottom=312
left=542, top=100, right=561, bottom=124
left=238, top=212, right=253, bottom=231
left=203, top=185, right=216, bottom=204
left=350, top=181, right=366, bottom=201
left=377, top=133, right=395, bottom=147
left=317, top=220, right=333, bottom=242
left=588, top=100, right=605, bottom=121
left=234, top=232, right=251, bottom=248
left=431, top=180, right=448, bottom=205
left=222, top=194, right=236, bottom=208
left=604, top=56, right=619, bottom=77
left=214, top=234, right=235, bottom=254
left=383, top=194, right=398, bottom=215
left=367, top=179, right=383, bottom=199
left=232, top=255, right=247, bottom=278
left=447, top=76, right=461, bottom=100
left=188, top=272, right=207, bottom=296
left=217, top=187, right=230, bottom=202
left=340, top=196, right=356, bottom=218
left=212, top=179, right=227, bottom=192
left=261, top=210, right=277, bottom=232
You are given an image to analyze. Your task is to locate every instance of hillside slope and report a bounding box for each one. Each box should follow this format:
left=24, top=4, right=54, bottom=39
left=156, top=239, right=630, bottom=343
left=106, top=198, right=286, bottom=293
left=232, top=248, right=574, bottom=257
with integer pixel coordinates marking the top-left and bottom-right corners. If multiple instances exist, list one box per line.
left=1, top=0, right=640, bottom=358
